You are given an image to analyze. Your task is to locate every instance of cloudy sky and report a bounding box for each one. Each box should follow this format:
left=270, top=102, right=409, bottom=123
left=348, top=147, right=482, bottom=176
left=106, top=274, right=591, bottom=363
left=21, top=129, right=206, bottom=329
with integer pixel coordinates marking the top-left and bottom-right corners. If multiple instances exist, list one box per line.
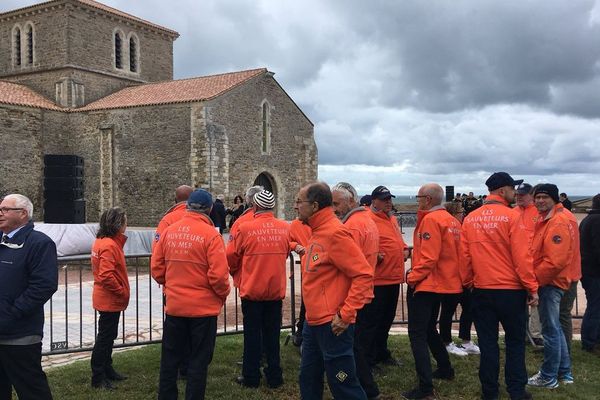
left=6, top=0, right=600, bottom=196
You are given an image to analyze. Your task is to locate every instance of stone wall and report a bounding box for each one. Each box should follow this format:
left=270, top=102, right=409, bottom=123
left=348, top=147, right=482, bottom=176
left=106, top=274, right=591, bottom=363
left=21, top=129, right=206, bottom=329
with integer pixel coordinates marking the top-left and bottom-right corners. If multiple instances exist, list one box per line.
left=205, top=73, right=317, bottom=219
left=0, top=105, right=71, bottom=220
left=69, top=105, right=193, bottom=226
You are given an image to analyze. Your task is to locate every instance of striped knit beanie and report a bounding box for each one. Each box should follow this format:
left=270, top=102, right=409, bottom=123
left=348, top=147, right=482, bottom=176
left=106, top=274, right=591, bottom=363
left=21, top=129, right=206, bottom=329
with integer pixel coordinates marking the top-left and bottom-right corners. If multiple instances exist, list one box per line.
left=254, top=190, right=275, bottom=209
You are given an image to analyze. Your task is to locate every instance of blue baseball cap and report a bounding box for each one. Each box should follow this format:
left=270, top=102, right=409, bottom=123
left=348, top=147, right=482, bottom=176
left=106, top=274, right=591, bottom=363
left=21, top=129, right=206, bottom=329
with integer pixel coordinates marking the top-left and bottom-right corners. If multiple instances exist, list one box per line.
left=187, top=189, right=213, bottom=208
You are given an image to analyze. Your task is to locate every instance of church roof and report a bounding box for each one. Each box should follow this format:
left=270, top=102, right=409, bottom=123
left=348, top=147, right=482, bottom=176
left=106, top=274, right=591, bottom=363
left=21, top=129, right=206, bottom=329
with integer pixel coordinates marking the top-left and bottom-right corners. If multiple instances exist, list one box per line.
left=0, top=81, right=62, bottom=110
left=79, top=68, right=268, bottom=111
left=0, top=0, right=179, bottom=38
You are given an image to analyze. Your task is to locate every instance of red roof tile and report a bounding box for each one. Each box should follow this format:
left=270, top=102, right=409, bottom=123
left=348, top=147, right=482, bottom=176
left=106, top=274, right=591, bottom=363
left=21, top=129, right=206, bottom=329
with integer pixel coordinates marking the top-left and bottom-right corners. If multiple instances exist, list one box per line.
left=0, top=81, right=62, bottom=110
left=79, top=68, right=267, bottom=111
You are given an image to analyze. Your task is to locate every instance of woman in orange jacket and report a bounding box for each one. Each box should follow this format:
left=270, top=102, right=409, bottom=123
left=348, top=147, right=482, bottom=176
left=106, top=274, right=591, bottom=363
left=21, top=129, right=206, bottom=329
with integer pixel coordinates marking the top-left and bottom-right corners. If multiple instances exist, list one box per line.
left=90, top=207, right=129, bottom=390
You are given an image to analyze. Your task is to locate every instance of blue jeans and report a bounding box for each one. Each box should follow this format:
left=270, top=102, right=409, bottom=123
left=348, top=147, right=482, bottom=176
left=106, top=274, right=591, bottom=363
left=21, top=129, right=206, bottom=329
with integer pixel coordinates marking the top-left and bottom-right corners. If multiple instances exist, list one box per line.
left=299, top=321, right=366, bottom=400
left=538, top=286, right=571, bottom=380
left=581, top=276, right=600, bottom=350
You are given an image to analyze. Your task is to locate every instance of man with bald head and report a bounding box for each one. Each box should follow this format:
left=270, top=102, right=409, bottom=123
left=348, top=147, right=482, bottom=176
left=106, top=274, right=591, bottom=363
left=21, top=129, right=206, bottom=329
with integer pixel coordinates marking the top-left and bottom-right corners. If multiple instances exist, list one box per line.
left=403, top=184, right=462, bottom=400
left=155, top=185, right=194, bottom=242
left=153, top=184, right=194, bottom=379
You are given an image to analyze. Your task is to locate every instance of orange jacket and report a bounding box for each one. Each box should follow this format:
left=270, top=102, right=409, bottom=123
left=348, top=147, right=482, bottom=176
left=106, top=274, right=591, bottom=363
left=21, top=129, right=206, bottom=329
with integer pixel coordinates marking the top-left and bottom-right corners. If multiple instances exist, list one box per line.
left=290, top=218, right=311, bottom=268
left=226, top=212, right=291, bottom=301
left=342, top=207, right=379, bottom=300
left=228, top=208, right=255, bottom=287
left=303, top=207, right=373, bottom=325
left=512, top=203, right=538, bottom=244
left=369, top=208, right=407, bottom=285
left=532, top=203, right=574, bottom=290
left=460, top=194, right=538, bottom=294
left=155, top=202, right=188, bottom=238
left=562, top=208, right=582, bottom=282
left=151, top=212, right=231, bottom=317
left=408, top=207, right=462, bottom=294
left=91, top=233, right=130, bottom=312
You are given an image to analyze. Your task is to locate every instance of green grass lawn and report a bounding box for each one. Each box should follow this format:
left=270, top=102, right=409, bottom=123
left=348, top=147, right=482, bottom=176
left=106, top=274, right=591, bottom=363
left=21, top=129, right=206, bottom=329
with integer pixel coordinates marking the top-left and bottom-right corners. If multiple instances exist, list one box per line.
left=43, top=334, right=600, bottom=399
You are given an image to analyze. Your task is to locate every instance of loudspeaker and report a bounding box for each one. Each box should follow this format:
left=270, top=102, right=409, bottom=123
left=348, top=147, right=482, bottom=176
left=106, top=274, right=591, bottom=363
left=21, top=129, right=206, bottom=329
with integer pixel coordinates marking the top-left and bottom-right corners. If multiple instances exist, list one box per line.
left=44, top=165, right=84, bottom=178
left=445, top=186, right=455, bottom=202
left=43, top=154, right=85, bottom=223
left=44, top=188, right=84, bottom=201
left=44, top=199, right=86, bottom=224
left=44, top=177, right=84, bottom=190
left=44, top=154, right=84, bottom=166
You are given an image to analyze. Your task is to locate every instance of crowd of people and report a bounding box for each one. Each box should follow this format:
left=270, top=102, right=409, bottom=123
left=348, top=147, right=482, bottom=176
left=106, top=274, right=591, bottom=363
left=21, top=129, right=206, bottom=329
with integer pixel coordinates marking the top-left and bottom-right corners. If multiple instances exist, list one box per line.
left=0, top=174, right=599, bottom=400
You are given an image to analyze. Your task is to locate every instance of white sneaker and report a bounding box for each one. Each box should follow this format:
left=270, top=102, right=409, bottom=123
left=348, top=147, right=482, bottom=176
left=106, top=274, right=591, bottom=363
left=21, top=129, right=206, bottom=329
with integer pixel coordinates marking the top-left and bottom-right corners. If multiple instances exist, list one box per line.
left=446, top=342, right=468, bottom=356
left=458, top=342, right=480, bottom=355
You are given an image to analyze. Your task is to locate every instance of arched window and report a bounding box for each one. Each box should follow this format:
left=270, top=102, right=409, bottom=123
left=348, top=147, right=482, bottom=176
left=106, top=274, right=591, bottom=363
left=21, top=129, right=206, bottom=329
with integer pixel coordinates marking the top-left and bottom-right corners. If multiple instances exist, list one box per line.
left=128, top=34, right=138, bottom=72
left=114, top=31, right=123, bottom=69
left=12, top=25, right=22, bottom=67
left=261, top=100, right=271, bottom=154
left=24, top=23, right=34, bottom=65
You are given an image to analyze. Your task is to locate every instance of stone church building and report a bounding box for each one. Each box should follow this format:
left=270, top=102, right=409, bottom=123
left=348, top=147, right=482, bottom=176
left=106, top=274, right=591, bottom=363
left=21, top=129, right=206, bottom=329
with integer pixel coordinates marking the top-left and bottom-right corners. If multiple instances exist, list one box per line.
left=0, top=0, right=317, bottom=225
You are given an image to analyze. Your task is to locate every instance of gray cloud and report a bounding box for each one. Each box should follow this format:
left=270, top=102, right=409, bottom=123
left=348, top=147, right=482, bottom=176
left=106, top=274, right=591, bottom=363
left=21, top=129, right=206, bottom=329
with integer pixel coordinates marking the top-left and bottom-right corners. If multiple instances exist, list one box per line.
left=3, top=0, right=600, bottom=194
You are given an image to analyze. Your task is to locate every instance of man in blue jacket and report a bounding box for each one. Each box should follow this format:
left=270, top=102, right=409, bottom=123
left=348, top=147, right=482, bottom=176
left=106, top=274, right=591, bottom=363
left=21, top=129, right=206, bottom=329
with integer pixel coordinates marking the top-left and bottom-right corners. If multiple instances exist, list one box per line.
left=0, top=194, right=58, bottom=399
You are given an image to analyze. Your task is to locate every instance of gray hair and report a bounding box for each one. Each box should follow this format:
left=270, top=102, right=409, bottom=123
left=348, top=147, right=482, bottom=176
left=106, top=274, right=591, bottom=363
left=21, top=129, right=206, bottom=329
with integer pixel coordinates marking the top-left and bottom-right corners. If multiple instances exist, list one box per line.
left=423, top=184, right=444, bottom=206
left=245, top=185, right=264, bottom=205
left=3, top=194, right=33, bottom=219
left=331, top=182, right=358, bottom=202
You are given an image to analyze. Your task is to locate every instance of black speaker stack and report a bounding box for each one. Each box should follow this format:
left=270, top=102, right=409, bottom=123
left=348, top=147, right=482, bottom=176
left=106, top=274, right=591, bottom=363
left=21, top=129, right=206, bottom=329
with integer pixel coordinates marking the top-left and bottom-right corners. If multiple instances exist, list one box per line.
left=445, top=185, right=455, bottom=202
left=43, top=155, right=86, bottom=223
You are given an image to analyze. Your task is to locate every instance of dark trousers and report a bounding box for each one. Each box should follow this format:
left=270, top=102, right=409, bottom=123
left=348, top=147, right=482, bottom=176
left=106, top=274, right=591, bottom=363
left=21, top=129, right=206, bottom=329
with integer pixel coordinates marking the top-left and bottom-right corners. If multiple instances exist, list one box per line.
left=299, top=322, right=366, bottom=400
left=354, top=300, right=380, bottom=398
left=158, top=315, right=217, bottom=400
left=91, top=311, right=121, bottom=384
left=559, top=281, right=578, bottom=354
left=439, top=289, right=474, bottom=343
left=241, top=299, right=283, bottom=387
left=472, top=289, right=528, bottom=400
left=371, top=284, right=400, bottom=364
left=582, top=276, right=600, bottom=350
left=407, top=288, right=451, bottom=394
left=0, top=342, right=52, bottom=400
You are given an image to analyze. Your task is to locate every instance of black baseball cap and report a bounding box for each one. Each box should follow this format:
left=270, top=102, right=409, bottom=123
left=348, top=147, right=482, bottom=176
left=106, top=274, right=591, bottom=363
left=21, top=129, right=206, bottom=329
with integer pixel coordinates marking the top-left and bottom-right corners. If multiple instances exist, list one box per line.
left=485, top=172, right=523, bottom=191
left=371, top=185, right=395, bottom=200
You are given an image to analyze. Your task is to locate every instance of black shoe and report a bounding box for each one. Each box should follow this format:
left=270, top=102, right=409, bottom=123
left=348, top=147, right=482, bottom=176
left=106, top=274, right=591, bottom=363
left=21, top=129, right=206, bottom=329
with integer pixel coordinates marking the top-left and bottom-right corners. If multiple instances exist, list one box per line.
left=511, top=391, right=533, bottom=400
left=91, top=379, right=116, bottom=390
left=267, top=379, right=284, bottom=389
left=532, top=337, right=544, bottom=347
left=402, top=387, right=435, bottom=400
left=379, top=357, right=402, bottom=367
left=235, top=376, right=259, bottom=388
left=432, top=368, right=455, bottom=380
left=292, top=333, right=303, bottom=347
left=106, top=369, right=128, bottom=381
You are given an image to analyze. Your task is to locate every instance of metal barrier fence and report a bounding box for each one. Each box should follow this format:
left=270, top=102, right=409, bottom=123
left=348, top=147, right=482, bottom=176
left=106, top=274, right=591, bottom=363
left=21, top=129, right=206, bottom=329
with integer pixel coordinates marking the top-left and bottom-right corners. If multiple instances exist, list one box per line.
left=43, top=249, right=585, bottom=356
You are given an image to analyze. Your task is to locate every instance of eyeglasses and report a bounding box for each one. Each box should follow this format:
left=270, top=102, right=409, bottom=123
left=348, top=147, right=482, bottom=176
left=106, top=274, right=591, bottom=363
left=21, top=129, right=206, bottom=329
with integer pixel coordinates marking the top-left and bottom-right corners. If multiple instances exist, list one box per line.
left=0, top=207, right=24, bottom=214
left=415, top=195, right=431, bottom=200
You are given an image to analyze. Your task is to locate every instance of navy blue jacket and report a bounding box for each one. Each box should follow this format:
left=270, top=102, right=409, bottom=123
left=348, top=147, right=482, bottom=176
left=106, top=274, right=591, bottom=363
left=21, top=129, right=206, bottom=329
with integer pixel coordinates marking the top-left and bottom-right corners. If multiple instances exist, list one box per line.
left=581, top=210, right=600, bottom=279
left=0, top=221, right=58, bottom=340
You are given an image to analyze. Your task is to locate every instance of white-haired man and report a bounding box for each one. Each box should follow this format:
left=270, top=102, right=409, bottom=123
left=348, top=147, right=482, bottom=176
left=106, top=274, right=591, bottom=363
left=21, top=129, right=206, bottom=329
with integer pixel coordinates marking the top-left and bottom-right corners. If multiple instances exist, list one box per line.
left=332, top=182, right=380, bottom=400
left=0, top=194, right=58, bottom=399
